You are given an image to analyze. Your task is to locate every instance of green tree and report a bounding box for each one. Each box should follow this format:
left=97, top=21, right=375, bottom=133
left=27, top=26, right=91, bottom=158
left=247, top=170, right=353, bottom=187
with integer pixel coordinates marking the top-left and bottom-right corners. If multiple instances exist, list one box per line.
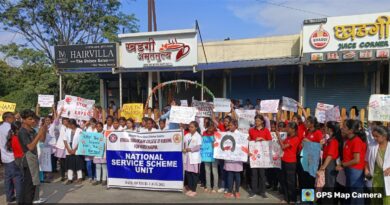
left=0, top=0, right=138, bottom=111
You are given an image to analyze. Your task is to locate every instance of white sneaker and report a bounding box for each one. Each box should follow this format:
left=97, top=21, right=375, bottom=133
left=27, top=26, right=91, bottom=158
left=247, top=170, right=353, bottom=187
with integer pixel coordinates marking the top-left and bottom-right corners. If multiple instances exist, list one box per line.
left=33, top=198, right=47, bottom=204
left=217, top=188, right=225, bottom=193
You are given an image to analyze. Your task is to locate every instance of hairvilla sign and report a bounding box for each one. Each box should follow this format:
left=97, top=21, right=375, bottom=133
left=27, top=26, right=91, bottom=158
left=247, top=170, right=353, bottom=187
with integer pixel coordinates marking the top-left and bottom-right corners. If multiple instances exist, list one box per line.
left=118, top=29, right=198, bottom=68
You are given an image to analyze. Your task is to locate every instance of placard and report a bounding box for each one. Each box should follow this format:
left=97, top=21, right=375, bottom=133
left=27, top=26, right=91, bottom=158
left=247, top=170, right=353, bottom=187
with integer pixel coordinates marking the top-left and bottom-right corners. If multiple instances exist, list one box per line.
left=260, top=100, right=280, bottom=113
left=0, top=101, right=16, bottom=122
left=315, top=103, right=334, bottom=123
left=180, top=100, right=188, bottom=107
left=192, top=100, right=213, bottom=117
left=213, top=98, right=231, bottom=113
left=76, top=132, right=105, bottom=157
left=61, top=95, right=95, bottom=121
left=38, top=145, right=52, bottom=172
left=213, top=132, right=249, bottom=162
left=368, top=94, right=390, bottom=122
left=249, top=141, right=281, bottom=168
left=106, top=130, right=183, bottom=191
left=282, top=97, right=298, bottom=112
left=169, top=106, right=197, bottom=124
left=325, top=106, right=341, bottom=122
left=38, top=94, right=55, bottom=108
left=236, top=109, right=256, bottom=134
left=301, top=141, right=321, bottom=178
left=201, top=136, right=214, bottom=162
left=121, top=103, right=144, bottom=122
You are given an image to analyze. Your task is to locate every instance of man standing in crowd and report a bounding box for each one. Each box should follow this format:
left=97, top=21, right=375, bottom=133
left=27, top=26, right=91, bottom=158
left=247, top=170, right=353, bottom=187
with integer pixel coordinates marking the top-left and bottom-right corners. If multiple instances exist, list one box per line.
left=0, top=112, right=22, bottom=203
left=17, top=109, right=47, bottom=204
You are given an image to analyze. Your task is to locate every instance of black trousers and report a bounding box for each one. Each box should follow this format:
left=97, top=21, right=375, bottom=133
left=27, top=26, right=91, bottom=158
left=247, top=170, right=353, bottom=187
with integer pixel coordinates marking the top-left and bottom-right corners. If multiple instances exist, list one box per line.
left=281, top=162, right=297, bottom=203
left=59, top=158, right=66, bottom=178
left=297, top=159, right=315, bottom=189
left=266, top=168, right=280, bottom=188
left=19, top=167, right=36, bottom=204
left=251, top=168, right=266, bottom=195
left=185, top=171, right=199, bottom=192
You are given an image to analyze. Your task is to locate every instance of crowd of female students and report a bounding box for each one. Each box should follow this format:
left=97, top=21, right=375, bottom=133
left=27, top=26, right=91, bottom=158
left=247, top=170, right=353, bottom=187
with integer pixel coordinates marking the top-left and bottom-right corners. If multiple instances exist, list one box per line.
left=3, top=100, right=390, bottom=205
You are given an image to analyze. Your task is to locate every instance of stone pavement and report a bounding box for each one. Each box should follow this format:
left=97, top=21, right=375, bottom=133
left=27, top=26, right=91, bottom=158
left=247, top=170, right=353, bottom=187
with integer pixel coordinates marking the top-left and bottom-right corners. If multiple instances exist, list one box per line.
left=0, top=174, right=284, bottom=203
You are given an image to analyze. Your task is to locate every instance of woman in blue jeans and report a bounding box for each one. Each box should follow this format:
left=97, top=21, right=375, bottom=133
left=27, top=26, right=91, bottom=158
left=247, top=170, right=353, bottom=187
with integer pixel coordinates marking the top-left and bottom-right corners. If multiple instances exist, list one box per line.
left=338, top=119, right=367, bottom=205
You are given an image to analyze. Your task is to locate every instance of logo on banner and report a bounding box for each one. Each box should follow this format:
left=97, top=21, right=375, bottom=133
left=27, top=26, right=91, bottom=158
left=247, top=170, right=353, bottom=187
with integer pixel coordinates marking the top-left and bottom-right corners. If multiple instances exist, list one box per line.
left=109, top=134, right=118, bottom=143
left=310, top=24, right=330, bottom=49
left=172, top=134, right=182, bottom=144
left=220, top=135, right=236, bottom=152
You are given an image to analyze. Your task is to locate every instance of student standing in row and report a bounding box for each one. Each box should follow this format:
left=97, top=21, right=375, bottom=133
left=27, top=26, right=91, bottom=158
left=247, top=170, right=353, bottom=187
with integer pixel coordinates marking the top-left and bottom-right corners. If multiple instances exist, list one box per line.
left=248, top=115, right=271, bottom=199
left=201, top=120, right=219, bottom=193
left=224, top=120, right=243, bottom=199
left=64, top=119, right=84, bottom=184
left=277, top=122, right=300, bottom=204
left=93, top=122, right=108, bottom=186
left=365, top=126, right=390, bottom=205
left=183, top=121, right=202, bottom=197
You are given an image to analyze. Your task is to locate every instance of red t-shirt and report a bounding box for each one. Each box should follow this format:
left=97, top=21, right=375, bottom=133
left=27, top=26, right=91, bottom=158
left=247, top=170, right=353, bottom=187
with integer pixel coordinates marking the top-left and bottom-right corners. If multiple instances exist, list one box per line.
left=298, top=124, right=306, bottom=141
left=218, top=122, right=227, bottom=132
left=282, top=135, right=300, bottom=163
left=11, top=135, right=24, bottom=158
left=343, top=136, right=366, bottom=170
left=304, top=129, right=323, bottom=143
left=248, top=127, right=272, bottom=141
left=322, top=138, right=339, bottom=160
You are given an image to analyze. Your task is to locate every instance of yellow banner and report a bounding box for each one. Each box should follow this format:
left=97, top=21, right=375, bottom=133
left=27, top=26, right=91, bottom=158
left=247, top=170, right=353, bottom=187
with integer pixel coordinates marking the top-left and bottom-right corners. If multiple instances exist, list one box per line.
left=121, top=103, right=144, bottom=122
left=0, top=101, right=16, bottom=122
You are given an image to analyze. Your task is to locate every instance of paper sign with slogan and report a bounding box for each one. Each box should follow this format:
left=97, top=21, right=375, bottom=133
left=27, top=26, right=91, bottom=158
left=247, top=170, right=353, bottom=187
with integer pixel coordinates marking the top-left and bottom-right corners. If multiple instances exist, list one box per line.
left=192, top=100, right=213, bottom=117
left=282, top=97, right=298, bottom=112
left=236, top=109, right=256, bottom=134
left=213, top=98, right=231, bottom=113
left=315, top=103, right=334, bottom=123
left=260, top=100, right=280, bottom=113
left=38, top=94, right=55, bottom=108
left=121, top=103, right=144, bottom=122
left=76, top=132, right=105, bottom=157
left=213, top=132, right=249, bottom=162
left=61, top=95, right=95, bottom=121
left=180, top=100, right=188, bottom=107
left=368, top=94, right=390, bottom=122
left=325, top=106, right=341, bottom=122
left=0, top=101, right=16, bottom=122
left=169, top=106, right=197, bottom=124
left=249, top=141, right=281, bottom=168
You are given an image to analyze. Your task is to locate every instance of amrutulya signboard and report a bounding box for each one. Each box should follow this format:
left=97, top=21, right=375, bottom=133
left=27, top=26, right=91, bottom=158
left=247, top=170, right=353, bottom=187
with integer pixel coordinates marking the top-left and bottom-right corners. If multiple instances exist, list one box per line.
left=118, top=29, right=198, bottom=68
left=302, top=12, right=390, bottom=62
left=55, top=43, right=117, bottom=68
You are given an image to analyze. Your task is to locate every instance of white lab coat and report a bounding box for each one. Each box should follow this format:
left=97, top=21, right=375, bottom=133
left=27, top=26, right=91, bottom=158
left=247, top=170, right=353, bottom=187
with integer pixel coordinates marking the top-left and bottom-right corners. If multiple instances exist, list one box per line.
left=366, top=142, right=390, bottom=196
left=183, top=132, right=202, bottom=164
left=64, top=128, right=83, bottom=155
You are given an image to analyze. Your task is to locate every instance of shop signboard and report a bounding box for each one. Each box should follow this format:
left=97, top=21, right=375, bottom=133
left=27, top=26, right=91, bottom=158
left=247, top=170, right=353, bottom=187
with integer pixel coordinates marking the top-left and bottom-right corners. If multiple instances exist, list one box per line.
left=119, top=29, right=198, bottom=68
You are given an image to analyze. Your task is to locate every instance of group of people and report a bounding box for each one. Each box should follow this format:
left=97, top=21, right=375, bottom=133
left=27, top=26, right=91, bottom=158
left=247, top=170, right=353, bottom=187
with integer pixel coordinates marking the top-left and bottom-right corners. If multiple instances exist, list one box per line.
left=0, top=99, right=389, bottom=205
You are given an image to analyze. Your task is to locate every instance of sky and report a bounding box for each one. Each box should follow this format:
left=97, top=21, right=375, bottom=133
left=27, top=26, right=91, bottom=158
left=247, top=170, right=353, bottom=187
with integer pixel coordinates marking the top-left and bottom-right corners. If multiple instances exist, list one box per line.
left=2, top=0, right=390, bottom=58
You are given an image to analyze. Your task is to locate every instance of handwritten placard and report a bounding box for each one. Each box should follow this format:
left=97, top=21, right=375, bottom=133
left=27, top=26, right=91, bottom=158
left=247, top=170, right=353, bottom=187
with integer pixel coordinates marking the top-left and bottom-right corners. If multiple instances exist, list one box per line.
left=236, top=109, right=256, bottom=134
left=368, top=94, right=390, bottom=122
left=260, top=100, right=280, bottom=113
left=192, top=100, right=213, bottom=117
left=315, top=103, right=334, bottom=123
left=121, top=103, right=144, bottom=122
left=201, top=136, right=215, bottom=162
left=76, top=132, right=105, bottom=157
left=169, top=106, right=197, bottom=124
left=325, top=106, right=341, bottom=122
left=282, top=97, right=298, bottom=112
left=213, top=132, right=249, bottom=162
left=0, top=101, right=16, bottom=122
left=249, top=141, right=281, bottom=168
left=180, top=100, right=188, bottom=107
left=38, top=94, right=55, bottom=108
left=213, top=98, right=231, bottom=113
left=61, top=95, right=95, bottom=121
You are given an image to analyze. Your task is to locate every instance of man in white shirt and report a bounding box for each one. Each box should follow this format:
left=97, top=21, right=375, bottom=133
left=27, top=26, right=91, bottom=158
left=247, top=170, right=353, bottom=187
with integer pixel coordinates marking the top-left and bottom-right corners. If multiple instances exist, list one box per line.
left=243, top=99, right=254, bottom=110
left=0, top=112, right=22, bottom=203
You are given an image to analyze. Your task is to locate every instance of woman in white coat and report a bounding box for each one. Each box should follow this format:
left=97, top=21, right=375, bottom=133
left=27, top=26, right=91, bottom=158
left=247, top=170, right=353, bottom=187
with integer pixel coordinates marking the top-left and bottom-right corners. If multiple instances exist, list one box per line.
left=183, top=121, right=202, bottom=197
left=63, top=119, right=84, bottom=184
left=365, top=126, right=390, bottom=204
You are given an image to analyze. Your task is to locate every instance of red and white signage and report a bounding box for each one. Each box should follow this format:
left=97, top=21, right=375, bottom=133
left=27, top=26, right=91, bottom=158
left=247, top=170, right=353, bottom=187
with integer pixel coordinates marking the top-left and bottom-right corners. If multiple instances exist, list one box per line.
left=61, top=95, right=95, bottom=121
left=119, top=29, right=198, bottom=68
left=310, top=25, right=330, bottom=49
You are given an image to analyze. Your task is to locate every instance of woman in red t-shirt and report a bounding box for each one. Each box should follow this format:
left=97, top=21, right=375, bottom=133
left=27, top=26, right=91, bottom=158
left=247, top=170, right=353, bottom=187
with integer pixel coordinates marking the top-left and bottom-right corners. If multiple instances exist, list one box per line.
left=318, top=121, right=342, bottom=204
left=6, top=121, right=24, bottom=159
left=338, top=119, right=367, bottom=205
left=248, top=115, right=272, bottom=198
left=298, top=116, right=324, bottom=190
left=277, top=122, right=300, bottom=204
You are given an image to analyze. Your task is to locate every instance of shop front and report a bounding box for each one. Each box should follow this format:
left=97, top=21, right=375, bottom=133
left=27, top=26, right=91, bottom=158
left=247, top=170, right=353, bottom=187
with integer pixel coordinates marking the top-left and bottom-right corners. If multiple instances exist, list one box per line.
left=302, top=12, right=390, bottom=111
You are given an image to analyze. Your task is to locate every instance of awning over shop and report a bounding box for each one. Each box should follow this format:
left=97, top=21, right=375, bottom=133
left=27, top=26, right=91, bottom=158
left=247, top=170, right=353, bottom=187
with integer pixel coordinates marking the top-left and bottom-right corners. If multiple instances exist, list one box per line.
left=61, top=56, right=301, bottom=73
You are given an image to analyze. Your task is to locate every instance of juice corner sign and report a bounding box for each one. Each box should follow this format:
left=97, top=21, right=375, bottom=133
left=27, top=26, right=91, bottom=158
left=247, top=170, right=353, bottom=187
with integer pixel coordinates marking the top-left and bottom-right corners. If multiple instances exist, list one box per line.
left=303, top=12, right=390, bottom=53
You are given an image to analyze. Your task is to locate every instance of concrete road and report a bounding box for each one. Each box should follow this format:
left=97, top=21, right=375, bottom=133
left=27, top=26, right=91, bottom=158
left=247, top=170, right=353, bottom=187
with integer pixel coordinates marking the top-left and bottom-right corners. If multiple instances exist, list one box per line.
left=0, top=177, right=284, bottom=203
